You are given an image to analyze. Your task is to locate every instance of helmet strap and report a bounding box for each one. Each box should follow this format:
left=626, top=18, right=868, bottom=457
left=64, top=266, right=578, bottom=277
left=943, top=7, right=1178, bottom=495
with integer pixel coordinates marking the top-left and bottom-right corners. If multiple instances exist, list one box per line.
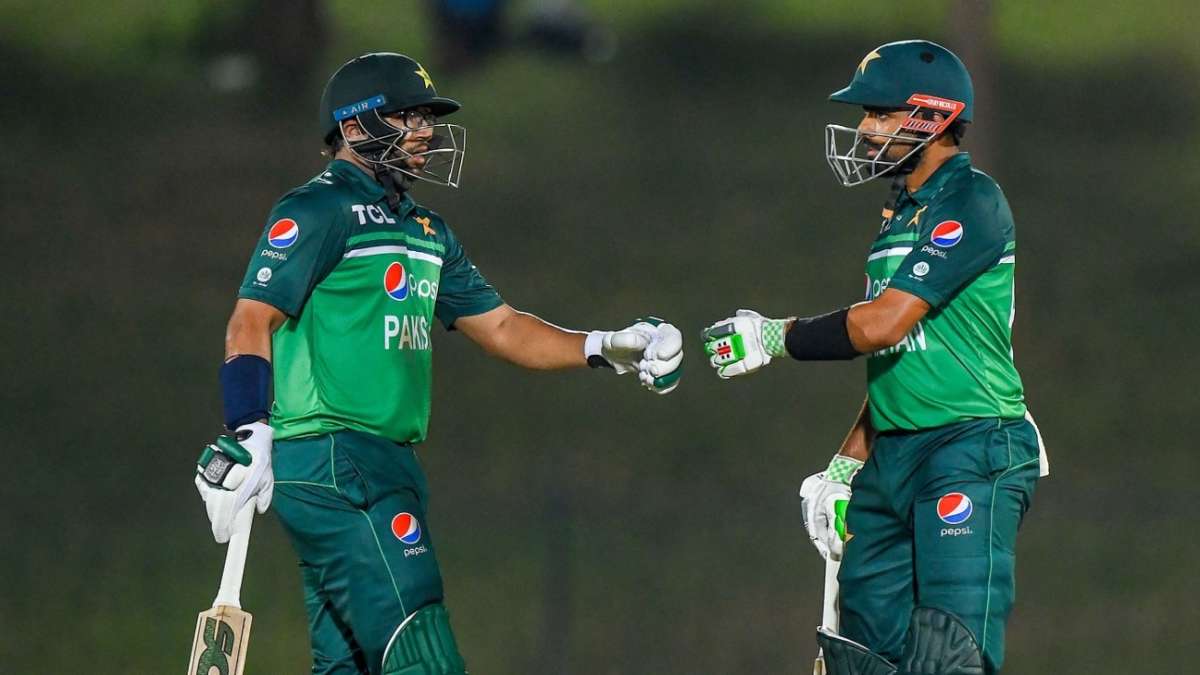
left=377, top=167, right=410, bottom=210
left=880, top=172, right=907, bottom=220
left=894, top=145, right=924, bottom=175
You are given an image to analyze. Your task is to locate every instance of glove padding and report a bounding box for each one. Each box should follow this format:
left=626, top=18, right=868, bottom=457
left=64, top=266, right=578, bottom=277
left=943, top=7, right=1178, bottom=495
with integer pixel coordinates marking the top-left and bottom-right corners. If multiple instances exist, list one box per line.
left=702, top=309, right=790, bottom=378
left=636, top=320, right=683, bottom=394
left=195, top=421, right=274, bottom=543
left=799, top=454, right=863, bottom=561
left=587, top=317, right=683, bottom=395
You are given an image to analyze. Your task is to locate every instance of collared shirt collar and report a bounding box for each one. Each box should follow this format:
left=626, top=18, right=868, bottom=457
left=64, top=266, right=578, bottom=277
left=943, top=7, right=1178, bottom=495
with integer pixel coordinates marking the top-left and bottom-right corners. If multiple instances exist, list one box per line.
left=903, top=152, right=972, bottom=206
left=325, top=159, right=416, bottom=219
left=324, top=158, right=395, bottom=201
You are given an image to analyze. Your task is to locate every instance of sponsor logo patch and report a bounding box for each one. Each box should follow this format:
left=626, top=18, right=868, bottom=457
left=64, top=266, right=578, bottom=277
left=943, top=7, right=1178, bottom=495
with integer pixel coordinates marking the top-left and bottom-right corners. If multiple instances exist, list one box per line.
left=936, top=492, right=973, bottom=525
left=384, top=261, right=409, bottom=301
left=930, top=220, right=963, bottom=248
left=391, top=512, right=422, bottom=544
left=913, top=261, right=930, bottom=277
left=255, top=267, right=272, bottom=284
left=267, top=218, right=299, bottom=248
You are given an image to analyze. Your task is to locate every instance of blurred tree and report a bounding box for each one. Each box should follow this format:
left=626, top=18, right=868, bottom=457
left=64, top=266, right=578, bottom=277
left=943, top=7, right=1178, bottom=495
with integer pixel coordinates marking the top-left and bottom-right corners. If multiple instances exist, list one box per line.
left=193, top=0, right=329, bottom=94
left=427, top=0, right=509, bottom=72
left=948, top=0, right=996, bottom=167
left=243, top=0, right=329, bottom=92
left=425, top=0, right=616, bottom=73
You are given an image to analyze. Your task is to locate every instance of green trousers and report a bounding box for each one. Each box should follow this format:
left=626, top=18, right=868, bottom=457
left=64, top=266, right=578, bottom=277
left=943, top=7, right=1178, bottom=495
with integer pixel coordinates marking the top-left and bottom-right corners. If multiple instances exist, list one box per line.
left=272, top=430, right=447, bottom=675
left=839, top=417, right=1041, bottom=674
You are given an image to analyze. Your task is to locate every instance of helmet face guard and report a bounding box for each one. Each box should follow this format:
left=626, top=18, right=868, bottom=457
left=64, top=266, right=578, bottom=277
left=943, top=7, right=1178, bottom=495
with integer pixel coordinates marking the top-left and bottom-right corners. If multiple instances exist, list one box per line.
left=344, top=109, right=467, bottom=188
left=825, top=93, right=964, bottom=187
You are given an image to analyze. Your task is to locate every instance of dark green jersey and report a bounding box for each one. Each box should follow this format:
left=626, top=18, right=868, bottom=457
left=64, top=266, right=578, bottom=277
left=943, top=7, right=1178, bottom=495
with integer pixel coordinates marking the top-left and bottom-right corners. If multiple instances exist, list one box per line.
left=238, top=160, right=503, bottom=443
left=863, top=153, right=1025, bottom=431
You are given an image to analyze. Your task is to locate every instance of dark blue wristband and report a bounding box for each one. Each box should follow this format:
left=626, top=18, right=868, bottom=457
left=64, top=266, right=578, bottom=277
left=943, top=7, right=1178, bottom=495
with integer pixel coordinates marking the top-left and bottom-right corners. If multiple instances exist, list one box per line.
left=219, top=355, right=272, bottom=430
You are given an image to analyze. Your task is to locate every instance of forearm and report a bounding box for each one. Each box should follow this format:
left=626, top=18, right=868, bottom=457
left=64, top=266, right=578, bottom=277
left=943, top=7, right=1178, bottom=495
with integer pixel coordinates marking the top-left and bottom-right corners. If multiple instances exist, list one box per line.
left=835, top=399, right=874, bottom=462
left=846, top=289, right=932, bottom=353
left=845, top=301, right=893, bottom=353
left=484, top=311, right=587, bottom=370
left=224, top=299, right=282, bottom=361
left=225, top=325, right=273, bottom=362
left=220, top=299, right=285, bottom=428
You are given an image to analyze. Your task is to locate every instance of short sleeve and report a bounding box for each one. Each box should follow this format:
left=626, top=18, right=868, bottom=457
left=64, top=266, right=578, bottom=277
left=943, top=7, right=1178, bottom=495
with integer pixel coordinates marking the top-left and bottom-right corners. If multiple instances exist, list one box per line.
left=237, top=191, right=345, bottom=317
left=434, top=225, right=503, bottom=329
left=887, top=186, right=1010, bottom=308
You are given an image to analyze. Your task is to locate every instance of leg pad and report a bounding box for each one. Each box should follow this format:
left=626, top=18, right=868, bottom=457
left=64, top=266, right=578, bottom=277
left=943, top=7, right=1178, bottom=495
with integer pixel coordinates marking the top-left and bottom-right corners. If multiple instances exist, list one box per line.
left=898, top=607, right=984, bottom=675
left=381, top=604, right=467, bottom=675
left=817, top=627, right=898, bottom=675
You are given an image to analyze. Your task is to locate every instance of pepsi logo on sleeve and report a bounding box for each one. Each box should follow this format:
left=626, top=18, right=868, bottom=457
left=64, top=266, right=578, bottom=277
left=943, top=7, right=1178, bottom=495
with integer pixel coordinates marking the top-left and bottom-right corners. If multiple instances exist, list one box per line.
left=267, top=218, right=300, bottom=248
left=930, top=220, right=963, bottom=248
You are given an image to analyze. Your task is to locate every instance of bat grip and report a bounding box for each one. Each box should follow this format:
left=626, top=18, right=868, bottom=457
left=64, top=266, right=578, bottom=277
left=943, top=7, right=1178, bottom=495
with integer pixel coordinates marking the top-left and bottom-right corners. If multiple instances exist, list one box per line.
left=821, top=556, right=841, bottom=631
left=213, top=499, right=256, bottom=609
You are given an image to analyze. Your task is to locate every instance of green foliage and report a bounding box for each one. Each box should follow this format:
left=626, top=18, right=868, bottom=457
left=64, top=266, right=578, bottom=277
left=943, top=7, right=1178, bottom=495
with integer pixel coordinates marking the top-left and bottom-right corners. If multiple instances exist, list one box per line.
left=3, top=1, right=1199, bottom=76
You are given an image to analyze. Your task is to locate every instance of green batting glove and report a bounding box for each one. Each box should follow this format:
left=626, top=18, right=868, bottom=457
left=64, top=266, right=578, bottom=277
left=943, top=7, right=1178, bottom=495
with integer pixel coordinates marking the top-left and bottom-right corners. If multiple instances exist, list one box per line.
left=702, top=309, right=790, bottom=378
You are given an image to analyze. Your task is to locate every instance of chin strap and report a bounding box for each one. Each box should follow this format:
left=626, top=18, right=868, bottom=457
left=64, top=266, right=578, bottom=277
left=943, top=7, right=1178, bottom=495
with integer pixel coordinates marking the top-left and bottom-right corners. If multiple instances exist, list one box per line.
left=377, top=168, right=412, bottom=210
left=880, top=172, right=908, bottom=221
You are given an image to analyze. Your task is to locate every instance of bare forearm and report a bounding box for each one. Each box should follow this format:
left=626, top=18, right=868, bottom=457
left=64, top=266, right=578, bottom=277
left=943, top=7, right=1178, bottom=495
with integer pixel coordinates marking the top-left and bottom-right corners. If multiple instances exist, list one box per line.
left=224, top=299, right=284, bottom=361
left=225, top=325, right=272, bottom=361
left=484, top=311, right=587, bottom=370
left=836, top=399, right=874, bottom=462
left=845, top=289, right=931, bottom=353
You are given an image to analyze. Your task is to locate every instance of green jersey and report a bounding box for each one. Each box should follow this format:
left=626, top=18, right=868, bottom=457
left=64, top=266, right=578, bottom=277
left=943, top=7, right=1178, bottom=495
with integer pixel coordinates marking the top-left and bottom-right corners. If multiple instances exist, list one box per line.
left=238, top=160, right=503, bottom=443
left=863, top=153, right=1025, bottom=431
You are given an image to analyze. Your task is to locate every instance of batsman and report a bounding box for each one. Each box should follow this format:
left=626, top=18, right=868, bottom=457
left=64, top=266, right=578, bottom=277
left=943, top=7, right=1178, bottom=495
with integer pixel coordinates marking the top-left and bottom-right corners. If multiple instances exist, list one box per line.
left=703, top=40, right=1047, bottom=674
left=193, top=52, right=683, bottom=675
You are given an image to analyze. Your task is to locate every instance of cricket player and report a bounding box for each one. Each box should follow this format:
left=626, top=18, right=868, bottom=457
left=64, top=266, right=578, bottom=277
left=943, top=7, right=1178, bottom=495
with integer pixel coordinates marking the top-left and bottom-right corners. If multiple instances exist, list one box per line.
left=702, top=40, right=1047, bottom=674
left=193, top=52, right=683, bottom=675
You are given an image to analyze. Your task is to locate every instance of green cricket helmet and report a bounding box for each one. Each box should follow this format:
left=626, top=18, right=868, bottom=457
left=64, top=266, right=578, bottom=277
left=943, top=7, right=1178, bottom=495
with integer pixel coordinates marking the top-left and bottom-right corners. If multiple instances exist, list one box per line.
left=320, top=53, right=466, bottom=188
left=825, top=40, right=973, bottom=186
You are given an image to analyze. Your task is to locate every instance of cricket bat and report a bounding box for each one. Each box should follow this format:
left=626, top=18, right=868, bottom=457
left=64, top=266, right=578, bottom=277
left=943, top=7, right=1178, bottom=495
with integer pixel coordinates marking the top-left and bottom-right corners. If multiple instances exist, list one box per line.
left=813, top=556, right=841, bottom=675
left=186, top=500, right=256, bottom=675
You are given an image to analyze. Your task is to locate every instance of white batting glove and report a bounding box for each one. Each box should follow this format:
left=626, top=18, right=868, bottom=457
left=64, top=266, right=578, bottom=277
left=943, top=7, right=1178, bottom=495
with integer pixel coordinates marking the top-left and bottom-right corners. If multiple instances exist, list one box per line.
left=799, top=455, right=862, bottom=561
left=637, top=321, right=683, bottom=395
left=702, top=309, right=791, bottom=378
left=586, top=317, right=683, bottom=394
left=195, top=421, right=274, bottom=543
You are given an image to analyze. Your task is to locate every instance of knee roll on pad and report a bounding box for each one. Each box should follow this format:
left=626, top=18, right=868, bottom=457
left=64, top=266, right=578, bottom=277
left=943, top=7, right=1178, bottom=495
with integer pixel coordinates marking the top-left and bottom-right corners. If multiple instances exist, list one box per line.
left=817, top=627, right=897, bottom=675
left=898, top=607, right=984, bottom=675
left=382, top=604, right=468, bottom=675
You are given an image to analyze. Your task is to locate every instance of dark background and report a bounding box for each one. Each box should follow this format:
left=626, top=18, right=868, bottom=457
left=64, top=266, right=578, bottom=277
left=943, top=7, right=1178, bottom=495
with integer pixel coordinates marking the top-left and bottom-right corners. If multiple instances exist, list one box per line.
left=3, top=1, right=1197, bottom=672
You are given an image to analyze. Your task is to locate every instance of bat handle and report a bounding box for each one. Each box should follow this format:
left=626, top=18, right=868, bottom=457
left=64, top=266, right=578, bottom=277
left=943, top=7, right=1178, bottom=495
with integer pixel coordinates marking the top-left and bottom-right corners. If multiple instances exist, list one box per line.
left=814, top=556, right=841, bottom=675
left=213, top=499, right=256, bottom=609
left=821, top=556, right=841, bottom=631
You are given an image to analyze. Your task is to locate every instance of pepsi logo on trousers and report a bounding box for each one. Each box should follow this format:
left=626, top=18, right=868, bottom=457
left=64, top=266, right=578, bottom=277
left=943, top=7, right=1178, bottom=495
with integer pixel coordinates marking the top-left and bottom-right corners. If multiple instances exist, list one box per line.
left=391, top=512, right=422, bottom=544
left=936, top=492, right=973, bottom=524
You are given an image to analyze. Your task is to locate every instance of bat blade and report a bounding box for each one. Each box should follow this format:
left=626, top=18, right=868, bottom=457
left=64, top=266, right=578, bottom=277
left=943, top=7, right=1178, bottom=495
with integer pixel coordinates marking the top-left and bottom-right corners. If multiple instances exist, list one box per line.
left=186, top=604, right=253, bottom=675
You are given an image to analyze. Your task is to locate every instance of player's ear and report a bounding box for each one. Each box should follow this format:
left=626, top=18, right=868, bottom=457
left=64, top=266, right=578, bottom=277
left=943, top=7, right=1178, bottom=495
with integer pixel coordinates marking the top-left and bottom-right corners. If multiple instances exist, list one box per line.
left=339, top=119, right=367, bottom=142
